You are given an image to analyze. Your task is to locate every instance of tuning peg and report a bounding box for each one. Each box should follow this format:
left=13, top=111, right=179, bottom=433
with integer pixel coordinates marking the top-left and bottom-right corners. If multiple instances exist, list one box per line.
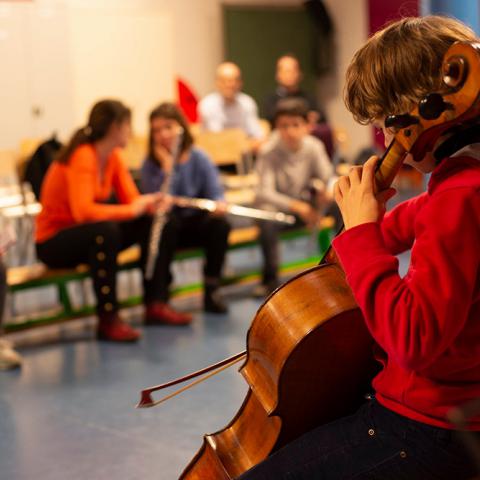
left=385, top=114, right=420, bottom=130
left=418, top=93, right=453, bottom=120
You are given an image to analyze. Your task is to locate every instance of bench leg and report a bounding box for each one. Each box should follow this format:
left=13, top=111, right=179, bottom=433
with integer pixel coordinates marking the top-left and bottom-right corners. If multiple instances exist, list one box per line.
left=57, top=281, right=73, bottom=317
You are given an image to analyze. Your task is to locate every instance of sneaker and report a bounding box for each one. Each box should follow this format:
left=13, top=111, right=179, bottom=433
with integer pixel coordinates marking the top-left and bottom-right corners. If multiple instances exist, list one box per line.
left=97, top=313, right=141, bottom=342
left=204, top=288, right=228, bottom=314
left=144, top=302, right=193, bottom=326
left=0, top=339, right=22, bottom=370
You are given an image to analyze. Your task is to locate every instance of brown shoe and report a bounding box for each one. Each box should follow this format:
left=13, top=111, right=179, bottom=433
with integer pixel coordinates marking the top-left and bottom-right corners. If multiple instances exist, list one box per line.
left=145, top=302, right=193, bottom=326
left=97, top=313, right=141, bottom=342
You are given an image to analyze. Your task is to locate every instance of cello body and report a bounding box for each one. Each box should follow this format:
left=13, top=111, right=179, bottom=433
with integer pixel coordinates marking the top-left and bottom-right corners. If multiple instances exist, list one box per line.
left=180, top=262, right=379, bottom=479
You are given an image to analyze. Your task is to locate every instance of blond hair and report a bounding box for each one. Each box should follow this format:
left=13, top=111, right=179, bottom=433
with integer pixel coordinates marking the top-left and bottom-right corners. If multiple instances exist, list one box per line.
left=344, top=15, right=478, bottom=125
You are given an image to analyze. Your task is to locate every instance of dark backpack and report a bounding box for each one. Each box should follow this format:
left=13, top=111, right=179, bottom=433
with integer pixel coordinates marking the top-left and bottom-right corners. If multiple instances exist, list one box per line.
left=24, top=135, right=63, bottom=200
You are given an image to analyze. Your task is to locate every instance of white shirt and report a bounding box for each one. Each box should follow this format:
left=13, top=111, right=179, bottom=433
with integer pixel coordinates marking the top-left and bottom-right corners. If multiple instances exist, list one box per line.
left=198, top=92, right=263, bottom=139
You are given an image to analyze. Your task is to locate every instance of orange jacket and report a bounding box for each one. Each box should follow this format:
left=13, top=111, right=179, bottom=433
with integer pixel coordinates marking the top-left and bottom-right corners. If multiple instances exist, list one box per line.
left=36, top=144, right=139, bottom=243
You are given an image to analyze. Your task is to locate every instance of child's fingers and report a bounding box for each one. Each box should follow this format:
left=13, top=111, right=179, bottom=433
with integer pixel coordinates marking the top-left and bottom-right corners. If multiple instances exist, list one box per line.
left=333, top=180, right=343, bottom=204
left=348, top=166, right=362, bottom=185
left=337, top=175, right=351, bottom=195
left=360, top=156, right=379, bottom=192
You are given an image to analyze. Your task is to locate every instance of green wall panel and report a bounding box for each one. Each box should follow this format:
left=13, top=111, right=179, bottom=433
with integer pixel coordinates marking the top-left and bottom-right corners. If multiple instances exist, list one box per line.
left=224, top=5, right=318, bottom=117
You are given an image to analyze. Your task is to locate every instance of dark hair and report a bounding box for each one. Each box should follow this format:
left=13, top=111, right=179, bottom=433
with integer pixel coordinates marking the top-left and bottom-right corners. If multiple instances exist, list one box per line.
left=56, top=99, right=131, bottom=164
left=148, top=102, right=194, bottom=161
left=273, top=98, right=309, bottom=124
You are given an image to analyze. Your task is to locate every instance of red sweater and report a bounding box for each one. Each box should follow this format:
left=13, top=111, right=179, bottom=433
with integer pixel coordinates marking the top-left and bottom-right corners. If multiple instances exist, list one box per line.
left=333, top=154, right=480, bottom=430
left=36, top=144, right=139, bottom=243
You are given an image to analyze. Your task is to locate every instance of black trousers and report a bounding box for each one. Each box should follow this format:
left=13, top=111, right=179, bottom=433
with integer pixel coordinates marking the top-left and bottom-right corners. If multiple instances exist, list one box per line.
left=36, top=213, right=230, bottom=313
left=156, top=212, right=231, bottom=300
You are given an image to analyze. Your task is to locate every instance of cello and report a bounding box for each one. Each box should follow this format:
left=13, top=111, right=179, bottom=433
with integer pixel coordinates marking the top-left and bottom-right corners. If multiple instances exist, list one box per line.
left=138, top=41, right=480, bottom=479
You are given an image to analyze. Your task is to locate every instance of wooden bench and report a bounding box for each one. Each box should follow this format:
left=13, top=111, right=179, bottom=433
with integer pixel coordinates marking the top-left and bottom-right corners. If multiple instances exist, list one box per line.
left=6, top=221, right=335, bottom=332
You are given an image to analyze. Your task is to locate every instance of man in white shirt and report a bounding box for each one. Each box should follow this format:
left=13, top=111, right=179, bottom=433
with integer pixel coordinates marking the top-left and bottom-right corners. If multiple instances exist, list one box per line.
left=199, top=62, right=263, bottom=146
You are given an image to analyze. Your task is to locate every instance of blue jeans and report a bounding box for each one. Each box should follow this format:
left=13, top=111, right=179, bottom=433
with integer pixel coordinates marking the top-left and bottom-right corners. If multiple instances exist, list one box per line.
left=238, top=398, right=479, bottom=479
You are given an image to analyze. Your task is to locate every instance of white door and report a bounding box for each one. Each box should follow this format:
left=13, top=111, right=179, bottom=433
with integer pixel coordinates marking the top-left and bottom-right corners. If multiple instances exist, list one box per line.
left=0, top=2, right=74, bottom=150
left=0, top=3, right=33, bottom=150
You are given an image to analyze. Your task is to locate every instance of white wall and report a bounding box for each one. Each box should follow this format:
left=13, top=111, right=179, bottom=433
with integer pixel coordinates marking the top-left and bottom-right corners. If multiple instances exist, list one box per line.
left=0, top=1, right=174, bottom=147
left=0, top=4, right=33, bottom=149
left=320, top=0, right=371, bottom=160
left=0, top=0, right=370, bottom=159
left=67, top=6, right=174, bottom=136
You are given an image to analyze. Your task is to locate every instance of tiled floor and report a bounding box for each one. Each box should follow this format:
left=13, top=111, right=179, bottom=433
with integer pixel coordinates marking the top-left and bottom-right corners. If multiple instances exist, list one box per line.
left=0, top=297, right=260, bottom=480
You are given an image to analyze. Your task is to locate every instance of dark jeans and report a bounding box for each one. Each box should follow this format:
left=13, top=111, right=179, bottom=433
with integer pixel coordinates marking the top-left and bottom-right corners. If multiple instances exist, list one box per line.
left=238, top=399, right=479, bottom=480
left=36, top=213, right=230, bottom=313
left=258, top=219, right=303, bottom=286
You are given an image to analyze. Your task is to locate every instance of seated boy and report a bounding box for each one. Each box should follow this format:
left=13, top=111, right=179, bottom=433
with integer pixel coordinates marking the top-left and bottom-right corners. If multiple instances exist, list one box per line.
left=254, top=98, right=335, bottom=296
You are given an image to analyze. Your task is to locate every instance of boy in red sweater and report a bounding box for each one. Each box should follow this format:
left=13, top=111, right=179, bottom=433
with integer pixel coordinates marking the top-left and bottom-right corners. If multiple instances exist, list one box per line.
left=239, top=15, right=480, bottom=480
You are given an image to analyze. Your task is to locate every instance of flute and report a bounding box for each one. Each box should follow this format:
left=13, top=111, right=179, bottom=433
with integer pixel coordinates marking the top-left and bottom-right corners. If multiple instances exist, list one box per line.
left=172, top=196, right=296, bottom=225
left=144, top=130, right=183, bottom=280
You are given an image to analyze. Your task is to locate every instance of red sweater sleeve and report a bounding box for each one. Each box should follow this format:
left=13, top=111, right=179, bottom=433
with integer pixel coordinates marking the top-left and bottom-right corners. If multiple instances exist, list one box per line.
left=380, top=193, right=427, bottom=254
left=332, top=188, right=479, bottom=372
left=67, top=148, right=136, bottom=223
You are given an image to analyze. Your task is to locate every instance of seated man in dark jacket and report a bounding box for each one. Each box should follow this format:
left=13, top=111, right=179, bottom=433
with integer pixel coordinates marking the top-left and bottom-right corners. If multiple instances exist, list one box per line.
left=263, top=55, right=334, bottom=157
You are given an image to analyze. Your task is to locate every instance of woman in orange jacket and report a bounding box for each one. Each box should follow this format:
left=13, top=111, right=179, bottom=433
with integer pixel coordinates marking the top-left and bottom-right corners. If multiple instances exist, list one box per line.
left=35, top=99, right=190, bottom=343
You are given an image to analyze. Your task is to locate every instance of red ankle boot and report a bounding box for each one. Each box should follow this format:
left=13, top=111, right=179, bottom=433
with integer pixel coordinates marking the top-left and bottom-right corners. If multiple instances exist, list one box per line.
left=144, top=302, right=193, bottom=326
left=97, top=313, right=141, bottom=342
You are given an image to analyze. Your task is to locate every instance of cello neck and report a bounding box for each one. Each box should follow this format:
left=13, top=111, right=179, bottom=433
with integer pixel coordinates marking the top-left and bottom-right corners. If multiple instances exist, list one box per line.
left=321, top=138, right=408, bottom=266
left=374, top=139, right=408, bottom=192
